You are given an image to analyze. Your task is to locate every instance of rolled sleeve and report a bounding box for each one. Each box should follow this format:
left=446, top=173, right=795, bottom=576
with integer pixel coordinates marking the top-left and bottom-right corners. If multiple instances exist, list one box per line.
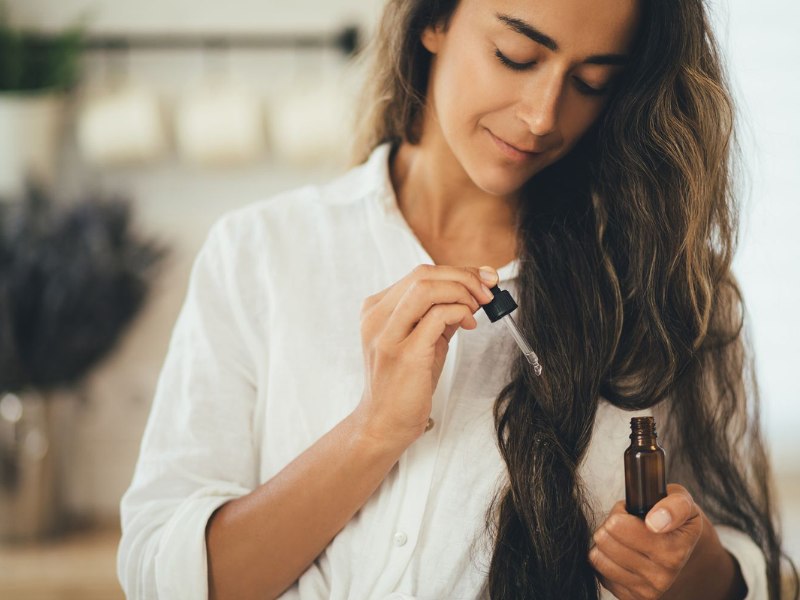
left=715, top=524, right=768, bottom=600
left=118, top=215, right=263, bottom=599
left=154, top=489, right=248, bottom=598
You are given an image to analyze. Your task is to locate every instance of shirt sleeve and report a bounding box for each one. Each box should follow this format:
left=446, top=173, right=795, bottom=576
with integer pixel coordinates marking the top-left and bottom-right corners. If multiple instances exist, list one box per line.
left=117, top=216, right=261, bottom=600
left=714, top=524, right=769, bottom=600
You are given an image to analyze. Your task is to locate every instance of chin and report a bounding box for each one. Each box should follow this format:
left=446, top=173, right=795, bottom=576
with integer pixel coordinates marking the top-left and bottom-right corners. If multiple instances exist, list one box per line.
left=469, top=163, right=531, bottom=197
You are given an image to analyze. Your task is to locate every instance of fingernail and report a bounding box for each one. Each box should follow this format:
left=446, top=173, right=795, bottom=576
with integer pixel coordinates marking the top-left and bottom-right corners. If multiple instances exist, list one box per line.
left=481, top=283, right=493, bottom=299
left=646, top=508, right=671, bottom=532
left=479, top=266, right=497, bottom=285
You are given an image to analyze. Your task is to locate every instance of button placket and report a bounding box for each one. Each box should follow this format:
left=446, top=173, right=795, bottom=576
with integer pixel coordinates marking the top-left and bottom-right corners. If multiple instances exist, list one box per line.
left=364, top=199, right=467, bottom=595
left=377, top=330, right=462, bottom=593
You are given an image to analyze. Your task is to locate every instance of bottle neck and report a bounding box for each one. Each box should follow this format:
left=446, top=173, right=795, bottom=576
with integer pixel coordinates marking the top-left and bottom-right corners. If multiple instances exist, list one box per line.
left=629, top=417, right=659, bottom=448
left=630, top=433, right=658, bottom=447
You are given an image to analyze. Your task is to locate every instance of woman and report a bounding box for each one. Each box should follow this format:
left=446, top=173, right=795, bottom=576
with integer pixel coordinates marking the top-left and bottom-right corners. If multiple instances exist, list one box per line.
left=118, top=0, right=796, bottom=598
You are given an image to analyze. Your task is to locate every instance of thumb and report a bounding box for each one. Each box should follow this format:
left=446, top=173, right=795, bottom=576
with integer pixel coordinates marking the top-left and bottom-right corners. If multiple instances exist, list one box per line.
left=478, top=265, right=499, bottom=287
left=645, top=483, right=698, bottom=534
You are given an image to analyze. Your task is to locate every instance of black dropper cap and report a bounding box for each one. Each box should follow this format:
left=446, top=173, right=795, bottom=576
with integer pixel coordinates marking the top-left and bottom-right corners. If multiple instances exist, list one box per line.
left=481, top=284, right=518, bottom=323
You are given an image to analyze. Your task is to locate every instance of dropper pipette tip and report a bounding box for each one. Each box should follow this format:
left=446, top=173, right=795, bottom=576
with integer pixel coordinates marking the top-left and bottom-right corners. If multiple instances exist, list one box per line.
left=527, top=354, right=543, bottom=376
left=501, top=314, right=543, bottom=377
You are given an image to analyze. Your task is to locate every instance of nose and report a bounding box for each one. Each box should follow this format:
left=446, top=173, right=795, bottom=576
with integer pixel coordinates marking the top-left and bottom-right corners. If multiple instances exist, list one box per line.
left=516, top=70, right=563, bottom=138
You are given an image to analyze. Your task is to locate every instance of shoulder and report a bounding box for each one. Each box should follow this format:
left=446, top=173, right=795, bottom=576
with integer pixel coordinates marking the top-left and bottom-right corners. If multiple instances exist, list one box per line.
left=194, top=144, right=392, bottom=290
left=209, top=146, right=389, bottom=251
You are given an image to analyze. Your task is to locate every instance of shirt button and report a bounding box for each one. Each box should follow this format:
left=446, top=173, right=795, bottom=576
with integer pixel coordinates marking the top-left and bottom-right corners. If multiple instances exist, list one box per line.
left=425, top=417, right=435, bottom=432
left=393, top=531, right=408, bottom=546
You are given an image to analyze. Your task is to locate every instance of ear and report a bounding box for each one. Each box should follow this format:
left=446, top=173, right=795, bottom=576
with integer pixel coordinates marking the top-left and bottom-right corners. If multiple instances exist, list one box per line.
left=421, top=21, right=446, bottom=54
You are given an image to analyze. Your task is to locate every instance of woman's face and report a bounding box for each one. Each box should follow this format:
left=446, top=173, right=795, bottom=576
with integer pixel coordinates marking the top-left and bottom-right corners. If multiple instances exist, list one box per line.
left=421, top=0, right=641, bottom=197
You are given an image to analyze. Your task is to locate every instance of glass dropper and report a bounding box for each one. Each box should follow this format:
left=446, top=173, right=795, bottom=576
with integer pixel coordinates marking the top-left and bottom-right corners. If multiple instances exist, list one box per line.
left=481, top=283, right=543, bottom=376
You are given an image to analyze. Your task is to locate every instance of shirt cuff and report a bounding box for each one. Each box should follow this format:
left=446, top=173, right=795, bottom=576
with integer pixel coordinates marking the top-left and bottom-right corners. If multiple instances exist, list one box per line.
left=154, top=487, right=247, bottom=600
left=715, top=524, right=768, bottom=600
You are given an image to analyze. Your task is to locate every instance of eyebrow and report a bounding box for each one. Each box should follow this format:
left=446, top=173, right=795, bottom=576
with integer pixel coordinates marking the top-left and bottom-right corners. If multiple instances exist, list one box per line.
left=495, top=13, right=630, bottom=66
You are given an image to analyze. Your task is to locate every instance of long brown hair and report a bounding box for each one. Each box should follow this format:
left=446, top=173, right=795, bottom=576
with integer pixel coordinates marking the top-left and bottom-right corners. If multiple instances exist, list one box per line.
left=351, top=1, right=797, bottom=598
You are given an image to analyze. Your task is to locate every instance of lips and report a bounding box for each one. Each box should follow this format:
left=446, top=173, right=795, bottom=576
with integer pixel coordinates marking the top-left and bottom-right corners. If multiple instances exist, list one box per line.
left=508, top=141, right=541, bottom=153
left=501, top=136, right=544, bottom=154
left=486, top=128, right=543, bottom=160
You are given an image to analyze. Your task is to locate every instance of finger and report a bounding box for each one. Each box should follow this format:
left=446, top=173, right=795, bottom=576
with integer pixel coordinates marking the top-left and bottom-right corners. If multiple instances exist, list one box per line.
left=441, top=322, right=460, bottom=343
left=382, top=279, right=482, bottom=342
left=373, top=264, right=495, bottom=316
left=594, top=526, right=674, bottom=592
left=602, top=510, right=655, bottom=556
left=477, top=264, right=499, bottom=287
left=591, top=546, right=667, bottom=600
left=645, top=483, right=698, bottom=534
left=608, top=499, right=628, bottom=517
left=589, top=547, right=649, bottom=600
left=595, top=571, right=637, bottom=600
left=404, top=303, right=476, bottom=352
left=593, top=525, right=653, bottom=573
left=603, top=505, right=698, bottom=569
left=598, top=498, right=692, bottom=571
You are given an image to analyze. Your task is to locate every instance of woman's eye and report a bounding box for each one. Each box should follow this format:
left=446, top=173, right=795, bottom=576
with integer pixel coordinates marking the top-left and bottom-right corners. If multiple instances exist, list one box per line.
left=573, top=77, right=609, bottom=97
left=495, top=47, right=610, bottom=97
left=494, top=48, right=534, bottom=71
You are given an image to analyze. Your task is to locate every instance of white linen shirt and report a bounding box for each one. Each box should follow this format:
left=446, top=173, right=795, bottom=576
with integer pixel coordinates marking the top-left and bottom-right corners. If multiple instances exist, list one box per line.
left=118, top=141, right=768, bottom=599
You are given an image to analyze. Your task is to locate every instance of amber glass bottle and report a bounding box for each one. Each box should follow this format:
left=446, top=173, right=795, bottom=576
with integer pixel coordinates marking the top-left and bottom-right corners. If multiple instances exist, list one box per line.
left=624, top=416, right=667, bottom=518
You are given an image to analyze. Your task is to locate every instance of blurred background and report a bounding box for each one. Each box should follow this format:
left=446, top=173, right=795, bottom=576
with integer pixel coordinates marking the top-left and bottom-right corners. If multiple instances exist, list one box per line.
left=0, top=0, right=797, bottom=598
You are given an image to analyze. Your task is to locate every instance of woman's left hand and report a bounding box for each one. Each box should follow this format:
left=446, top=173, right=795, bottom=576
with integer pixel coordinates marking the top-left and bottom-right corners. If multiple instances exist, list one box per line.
left=589, top=483, right=702, bottom=600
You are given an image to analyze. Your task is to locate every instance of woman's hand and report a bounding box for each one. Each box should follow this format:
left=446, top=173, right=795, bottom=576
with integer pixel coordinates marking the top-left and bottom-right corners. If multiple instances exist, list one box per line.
left=590, top=483, right=704, bottom=599
left=354, top=264, right=498, bottom=448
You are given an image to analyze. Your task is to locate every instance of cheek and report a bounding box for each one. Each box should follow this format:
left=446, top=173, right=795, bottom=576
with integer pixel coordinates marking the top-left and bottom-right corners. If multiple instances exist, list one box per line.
left=567, top=111, right=599, bottom=139
left=433, top=46, right=510, bottom=132
left=555, top=100, right=606, bottom=153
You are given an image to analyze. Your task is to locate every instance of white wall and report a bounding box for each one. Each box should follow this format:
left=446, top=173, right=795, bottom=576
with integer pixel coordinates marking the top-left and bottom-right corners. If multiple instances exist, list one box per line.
left=5, top=0, right=799, bottom=521
left=7, top=0, right=384, bottom=35
left=711, top=1, right=800, bottom=467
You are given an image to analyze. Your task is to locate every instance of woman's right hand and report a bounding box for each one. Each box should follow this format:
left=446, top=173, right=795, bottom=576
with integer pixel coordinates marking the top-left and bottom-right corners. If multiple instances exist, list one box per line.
left=354, top=264, right=499, bottom=448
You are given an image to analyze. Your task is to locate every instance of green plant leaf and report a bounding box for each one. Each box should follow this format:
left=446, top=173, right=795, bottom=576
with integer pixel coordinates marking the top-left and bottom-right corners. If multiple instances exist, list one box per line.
left=0, top=2, right=86, bottom=93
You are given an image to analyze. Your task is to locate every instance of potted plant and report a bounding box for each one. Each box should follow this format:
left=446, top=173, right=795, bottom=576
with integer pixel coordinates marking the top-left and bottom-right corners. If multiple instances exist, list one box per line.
left=0, top=184, right=167, bottom=541
left=0, top=2, right=85, bottom=198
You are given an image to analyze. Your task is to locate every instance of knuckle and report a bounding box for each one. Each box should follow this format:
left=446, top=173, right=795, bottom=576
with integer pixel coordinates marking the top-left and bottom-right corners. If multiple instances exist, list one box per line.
left=359, top=317, right=373, bottom=340
left=426, top=303, right=444, bottom=316
left=360, top=323, right=371, bottom=346
left=666, top=483, right=687, bottom=495
left=631, top=583, right=658, bottom=600
left=662, top=552, right=683, bottom=571
left=413, top=264, right=433, bottom=277
left=360, top=306, right=379, bottom=330
left=409, top=278, right=432, bottom=297
left=374, top=337, right=398, bottom=360
left=650, top=571, right=673, bottom=594
left=641, top=589, right=661, bottom=600
left=464, top=289, right=479, bottom=307
left=470, top=273, right=487, bottom=291
left=593, top=528, right=606, bottom=545
left=462, top=266, right=479, bottom=281
left=606, top=515, right=624, bottom=533
left=360, top=296, right=375, bottom=316
left=630, top=586, right=651, bottom=600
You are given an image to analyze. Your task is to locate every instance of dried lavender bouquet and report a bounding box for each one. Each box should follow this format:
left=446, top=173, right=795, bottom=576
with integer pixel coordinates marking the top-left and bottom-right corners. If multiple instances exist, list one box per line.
left=0, top=185, right=167, bottom=392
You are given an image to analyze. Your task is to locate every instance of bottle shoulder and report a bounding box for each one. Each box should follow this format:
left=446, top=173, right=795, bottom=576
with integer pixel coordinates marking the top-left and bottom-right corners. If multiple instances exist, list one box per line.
left=624, top=444, right=665, bottom=455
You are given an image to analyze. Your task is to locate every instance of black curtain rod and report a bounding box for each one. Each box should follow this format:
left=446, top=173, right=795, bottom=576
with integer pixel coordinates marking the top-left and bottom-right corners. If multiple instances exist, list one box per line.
left=80, top=25, right=361, bottom=56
